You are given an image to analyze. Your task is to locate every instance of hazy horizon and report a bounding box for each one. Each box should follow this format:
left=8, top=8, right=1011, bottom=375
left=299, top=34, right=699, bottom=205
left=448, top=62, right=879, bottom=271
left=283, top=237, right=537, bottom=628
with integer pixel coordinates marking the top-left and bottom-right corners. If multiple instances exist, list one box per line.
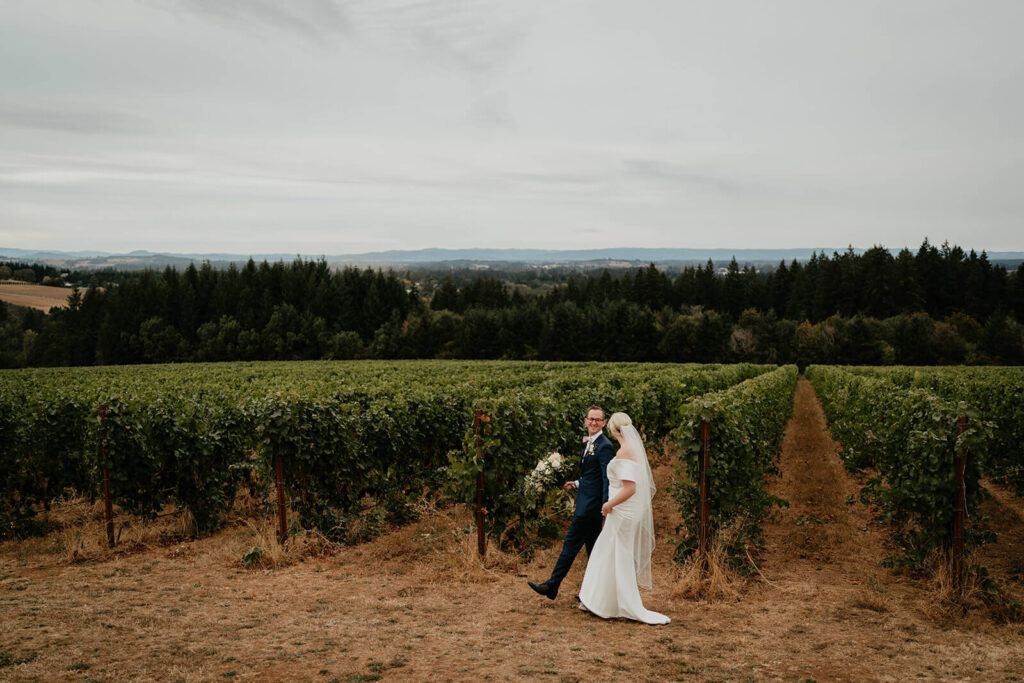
left=5, top=243, right=1024, bottom=270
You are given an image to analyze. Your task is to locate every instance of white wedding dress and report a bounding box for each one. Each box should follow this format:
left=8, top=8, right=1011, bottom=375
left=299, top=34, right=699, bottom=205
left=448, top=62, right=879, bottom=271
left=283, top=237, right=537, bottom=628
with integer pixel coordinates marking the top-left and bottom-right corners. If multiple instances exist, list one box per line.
left=577, top=450, right=670, bottom=625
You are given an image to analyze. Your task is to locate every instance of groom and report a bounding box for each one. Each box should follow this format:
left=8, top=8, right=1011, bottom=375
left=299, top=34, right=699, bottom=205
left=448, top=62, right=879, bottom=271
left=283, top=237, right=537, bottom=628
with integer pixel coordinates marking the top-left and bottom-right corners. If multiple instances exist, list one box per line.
left=528, top=405, right=615, bottom=600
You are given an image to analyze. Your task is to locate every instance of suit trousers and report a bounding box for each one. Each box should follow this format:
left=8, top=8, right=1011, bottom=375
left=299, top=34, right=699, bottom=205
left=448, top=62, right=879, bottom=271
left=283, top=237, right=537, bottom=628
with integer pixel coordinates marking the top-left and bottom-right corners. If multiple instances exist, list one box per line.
left=548, top=513, right=602, bottom=588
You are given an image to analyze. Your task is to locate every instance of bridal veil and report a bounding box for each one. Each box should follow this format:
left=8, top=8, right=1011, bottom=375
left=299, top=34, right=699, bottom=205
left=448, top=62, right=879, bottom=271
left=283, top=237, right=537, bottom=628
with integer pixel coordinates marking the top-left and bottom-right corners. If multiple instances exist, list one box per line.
left=620, top=424, right=656, bottom=589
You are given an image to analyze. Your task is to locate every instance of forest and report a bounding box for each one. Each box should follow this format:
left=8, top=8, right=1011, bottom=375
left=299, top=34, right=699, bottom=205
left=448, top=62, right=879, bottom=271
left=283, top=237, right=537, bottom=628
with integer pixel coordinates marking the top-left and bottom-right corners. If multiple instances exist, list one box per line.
left=2, top=240, right=1023, bottom=368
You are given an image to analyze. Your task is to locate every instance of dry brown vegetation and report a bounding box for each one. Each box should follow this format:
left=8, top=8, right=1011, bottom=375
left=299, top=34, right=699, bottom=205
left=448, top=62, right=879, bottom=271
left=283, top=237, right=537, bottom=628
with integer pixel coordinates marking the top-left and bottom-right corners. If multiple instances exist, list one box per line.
left=2, top=379, right=1023, bottom=681
left=0, top=282, right=73, bottom=312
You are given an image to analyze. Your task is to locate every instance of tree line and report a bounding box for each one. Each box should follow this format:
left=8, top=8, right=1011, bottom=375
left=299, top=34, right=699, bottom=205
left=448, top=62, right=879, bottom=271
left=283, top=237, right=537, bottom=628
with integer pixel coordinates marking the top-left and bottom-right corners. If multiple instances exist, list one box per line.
left=423, top=240, right=1024, bottom=323
left=1, top=239, right=1022, bottom=368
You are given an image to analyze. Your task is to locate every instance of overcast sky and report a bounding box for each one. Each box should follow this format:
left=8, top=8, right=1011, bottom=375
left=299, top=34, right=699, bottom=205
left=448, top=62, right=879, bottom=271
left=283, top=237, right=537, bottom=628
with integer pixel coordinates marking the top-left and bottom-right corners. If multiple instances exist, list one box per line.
left=1, top=0, right=1022, bottom=255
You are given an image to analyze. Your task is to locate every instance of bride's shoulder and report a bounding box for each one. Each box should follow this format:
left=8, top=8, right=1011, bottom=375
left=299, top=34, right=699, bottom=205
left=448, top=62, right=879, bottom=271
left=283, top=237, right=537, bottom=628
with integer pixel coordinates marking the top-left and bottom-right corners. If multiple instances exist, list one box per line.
left=615, top=446, right=636, bottom=462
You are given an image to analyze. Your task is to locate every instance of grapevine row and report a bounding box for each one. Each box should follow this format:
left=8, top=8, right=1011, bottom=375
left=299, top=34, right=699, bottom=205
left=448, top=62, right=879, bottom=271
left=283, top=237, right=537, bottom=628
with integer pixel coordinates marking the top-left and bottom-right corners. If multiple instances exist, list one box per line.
left=0, top=360, right=773, bottom=542
left=806, top=365, right=993, bottom=568
left=670, top=365, right=799, bottom=566
left=833, top=366, right=1024, bottom=495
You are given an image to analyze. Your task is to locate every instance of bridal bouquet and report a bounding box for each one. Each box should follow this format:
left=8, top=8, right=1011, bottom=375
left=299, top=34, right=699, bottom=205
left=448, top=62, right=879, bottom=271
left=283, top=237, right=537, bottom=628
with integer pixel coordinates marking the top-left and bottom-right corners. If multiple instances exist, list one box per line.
left=519, top=450, right=576, bottom=530
left=524, top=451, right=565, bottom=494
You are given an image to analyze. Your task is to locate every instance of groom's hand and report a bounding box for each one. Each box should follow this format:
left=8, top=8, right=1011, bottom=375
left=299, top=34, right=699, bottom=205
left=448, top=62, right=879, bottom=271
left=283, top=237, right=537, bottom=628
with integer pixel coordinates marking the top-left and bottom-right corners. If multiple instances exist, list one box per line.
left=562, top=481, right=577, bottom=492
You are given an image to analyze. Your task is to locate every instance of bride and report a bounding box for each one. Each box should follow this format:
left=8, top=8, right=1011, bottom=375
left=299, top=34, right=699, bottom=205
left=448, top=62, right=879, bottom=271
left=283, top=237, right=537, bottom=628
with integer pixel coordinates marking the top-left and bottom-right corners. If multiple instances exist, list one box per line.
left=577, top=412, right=670, bottom=625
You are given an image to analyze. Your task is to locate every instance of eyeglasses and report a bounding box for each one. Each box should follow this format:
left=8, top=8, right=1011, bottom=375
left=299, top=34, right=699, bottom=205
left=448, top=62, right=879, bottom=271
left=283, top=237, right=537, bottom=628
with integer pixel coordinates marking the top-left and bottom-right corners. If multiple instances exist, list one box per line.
left=585, top=417, right=606, bottom=423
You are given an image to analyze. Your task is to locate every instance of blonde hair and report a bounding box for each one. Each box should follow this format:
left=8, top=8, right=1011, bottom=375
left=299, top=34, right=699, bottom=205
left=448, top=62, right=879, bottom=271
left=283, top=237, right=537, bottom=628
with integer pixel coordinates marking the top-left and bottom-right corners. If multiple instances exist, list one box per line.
left=606, top=412, right=632, bottom=439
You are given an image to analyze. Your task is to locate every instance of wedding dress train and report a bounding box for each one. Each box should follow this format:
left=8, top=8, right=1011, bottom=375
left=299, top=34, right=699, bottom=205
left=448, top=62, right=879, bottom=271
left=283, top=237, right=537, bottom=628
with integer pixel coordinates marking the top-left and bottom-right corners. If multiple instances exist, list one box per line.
left=577, top=458, right=670, bottom=625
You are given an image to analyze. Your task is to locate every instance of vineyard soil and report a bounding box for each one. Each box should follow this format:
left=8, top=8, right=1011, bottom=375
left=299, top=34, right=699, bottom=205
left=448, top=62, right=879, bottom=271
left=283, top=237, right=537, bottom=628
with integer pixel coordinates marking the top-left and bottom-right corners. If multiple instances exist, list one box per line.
left=2, top=380, right=1023, bottom=681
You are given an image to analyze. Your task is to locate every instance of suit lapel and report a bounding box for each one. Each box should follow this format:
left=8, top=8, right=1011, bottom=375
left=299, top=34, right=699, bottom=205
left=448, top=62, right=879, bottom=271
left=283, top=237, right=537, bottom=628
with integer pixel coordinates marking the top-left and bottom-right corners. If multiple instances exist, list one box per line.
left=579, top=436, right=595, bottom=481
left=582, top=433, right=606, bottom=462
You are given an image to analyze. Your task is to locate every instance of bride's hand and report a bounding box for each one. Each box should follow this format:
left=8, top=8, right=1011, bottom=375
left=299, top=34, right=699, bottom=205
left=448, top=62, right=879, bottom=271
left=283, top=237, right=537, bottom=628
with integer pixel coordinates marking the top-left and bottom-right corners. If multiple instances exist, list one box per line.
left=601, top=502, right=612, bottom=516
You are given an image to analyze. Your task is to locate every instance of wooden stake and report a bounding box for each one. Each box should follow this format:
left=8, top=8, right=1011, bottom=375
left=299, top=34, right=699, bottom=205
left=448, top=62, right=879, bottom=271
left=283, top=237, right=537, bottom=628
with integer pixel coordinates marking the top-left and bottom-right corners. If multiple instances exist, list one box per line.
left=951, top=415, right=968, bottom=592
left=698, top=419, right=711, bottom=575
left=99, top=404, right=115, bottom=548
left=274, top=455, right=288, bottom=543
left=474, top=409, right=486, bottom=558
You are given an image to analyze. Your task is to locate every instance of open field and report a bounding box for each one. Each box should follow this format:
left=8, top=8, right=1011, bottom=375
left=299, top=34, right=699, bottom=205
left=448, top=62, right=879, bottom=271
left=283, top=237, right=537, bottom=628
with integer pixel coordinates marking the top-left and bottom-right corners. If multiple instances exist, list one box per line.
left=0, top=282, right=72, bottom=312
left=1, top=380, right=1022, bottom=681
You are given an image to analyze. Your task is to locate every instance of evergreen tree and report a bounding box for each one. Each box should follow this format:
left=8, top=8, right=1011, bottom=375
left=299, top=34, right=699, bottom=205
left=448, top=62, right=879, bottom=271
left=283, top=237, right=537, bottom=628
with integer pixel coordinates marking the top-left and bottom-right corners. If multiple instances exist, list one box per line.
left=430, top=277, right=461, bottom=312
left=858, top=246, right=896, bottom=318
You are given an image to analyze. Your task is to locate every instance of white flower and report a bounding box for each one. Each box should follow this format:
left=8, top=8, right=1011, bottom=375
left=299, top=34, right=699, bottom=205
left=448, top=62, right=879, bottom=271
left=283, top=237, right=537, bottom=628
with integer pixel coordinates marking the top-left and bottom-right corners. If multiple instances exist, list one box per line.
left=523, top=449, right=565, bottom=496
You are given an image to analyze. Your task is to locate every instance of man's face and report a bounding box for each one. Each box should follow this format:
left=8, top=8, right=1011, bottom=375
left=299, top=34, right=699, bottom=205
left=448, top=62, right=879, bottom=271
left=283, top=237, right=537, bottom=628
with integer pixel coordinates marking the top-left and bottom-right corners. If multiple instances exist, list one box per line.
left=585, top=410, right=606, bottom=437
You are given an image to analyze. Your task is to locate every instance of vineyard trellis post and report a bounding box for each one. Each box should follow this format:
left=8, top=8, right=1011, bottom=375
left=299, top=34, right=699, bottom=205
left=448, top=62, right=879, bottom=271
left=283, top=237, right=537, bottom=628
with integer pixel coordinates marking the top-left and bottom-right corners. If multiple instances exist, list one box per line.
left=274, top=455, right=288, bottom=543
left=473, top=409, right=489, bottom=557
left=698, top=419, right=711, bottom=574
left=952, top=415, right=968, bottom=592
left=99, top=404, right=115, bottom=548
left=474, top=409, right=486, bottom=558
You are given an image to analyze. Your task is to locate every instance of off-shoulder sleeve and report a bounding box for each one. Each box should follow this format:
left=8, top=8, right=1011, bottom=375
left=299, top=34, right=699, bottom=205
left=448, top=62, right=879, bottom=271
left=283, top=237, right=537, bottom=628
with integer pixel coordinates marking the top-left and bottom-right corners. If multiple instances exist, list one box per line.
left=616, top=459, right=640, bottom=483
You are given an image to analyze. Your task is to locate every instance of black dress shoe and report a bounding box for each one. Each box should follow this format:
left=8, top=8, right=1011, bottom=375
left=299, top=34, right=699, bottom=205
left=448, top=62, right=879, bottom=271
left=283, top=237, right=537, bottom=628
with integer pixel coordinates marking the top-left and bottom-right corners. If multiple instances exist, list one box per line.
left=527, top=580, right=557, bottom=600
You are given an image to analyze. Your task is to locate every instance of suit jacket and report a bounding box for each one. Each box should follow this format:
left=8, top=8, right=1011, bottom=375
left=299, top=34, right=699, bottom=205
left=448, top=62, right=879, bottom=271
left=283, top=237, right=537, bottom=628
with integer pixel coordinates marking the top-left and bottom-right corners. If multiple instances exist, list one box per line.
left=574, top=432, right=615, bottom=518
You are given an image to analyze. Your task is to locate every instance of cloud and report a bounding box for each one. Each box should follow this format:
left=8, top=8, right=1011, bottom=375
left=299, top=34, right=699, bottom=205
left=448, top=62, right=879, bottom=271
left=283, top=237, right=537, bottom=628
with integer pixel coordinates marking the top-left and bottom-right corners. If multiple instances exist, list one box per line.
left=0, top=103, right=153, bottom=136
left=153, top=0, right=530, bottom=124
left=400, top=4, right=526, bottom=77
left=158, top=0, right=527, bottom=77
left=621, top=159, right=748, bottom=196
left=157, top=0, right=351, bottom=38
left=364, top=1, right=530, bottom=124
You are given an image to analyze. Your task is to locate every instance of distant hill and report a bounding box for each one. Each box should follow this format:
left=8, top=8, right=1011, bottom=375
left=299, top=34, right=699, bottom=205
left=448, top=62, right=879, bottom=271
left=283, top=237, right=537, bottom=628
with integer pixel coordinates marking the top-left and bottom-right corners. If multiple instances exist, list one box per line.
left=335, top=247, right=845, bottom=263
left=2, top=246, right=1022, bottom=271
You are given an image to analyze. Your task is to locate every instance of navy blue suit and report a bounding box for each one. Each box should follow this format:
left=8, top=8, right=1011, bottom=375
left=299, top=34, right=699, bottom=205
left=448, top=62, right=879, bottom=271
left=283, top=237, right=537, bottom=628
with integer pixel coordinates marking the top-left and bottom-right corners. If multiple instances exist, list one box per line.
left=545, top=432, right=615, bottom=591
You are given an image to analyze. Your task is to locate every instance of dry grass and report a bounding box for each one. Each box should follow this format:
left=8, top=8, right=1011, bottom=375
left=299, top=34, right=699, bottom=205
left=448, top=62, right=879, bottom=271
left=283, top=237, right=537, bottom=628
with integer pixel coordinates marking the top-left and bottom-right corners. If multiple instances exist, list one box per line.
left=0, top=282, right=73, bottom=311
left=0, top=498, right=200, bottom=566
left=670, top=533, right=742, bottom=602
left=927, top=552, right=1024, bottom=626
left=926, top=551, right=979, bottom=618
left=324, top=503, right=528, bottom=582
left=222, top=520, right=335, bottom=570
left=671, top=549, right=741, bottom=603
left=845, top=592, right=892, bottom=614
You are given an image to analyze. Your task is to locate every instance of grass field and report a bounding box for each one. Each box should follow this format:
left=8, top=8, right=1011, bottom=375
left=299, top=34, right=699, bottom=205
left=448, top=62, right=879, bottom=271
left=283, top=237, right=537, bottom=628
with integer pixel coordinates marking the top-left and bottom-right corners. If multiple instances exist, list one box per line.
left=0, top=282, right=73, bottom=312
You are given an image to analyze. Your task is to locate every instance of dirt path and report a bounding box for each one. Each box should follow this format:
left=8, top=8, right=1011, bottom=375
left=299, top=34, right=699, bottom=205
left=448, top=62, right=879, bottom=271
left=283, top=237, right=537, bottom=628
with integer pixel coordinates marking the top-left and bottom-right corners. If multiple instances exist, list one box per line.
left=1, top=379, right=1023, bottom=681
left=748, top=378, right=998, bottom=680
left=976, top=481, right=1024, bottom=610
left=760, top=378, right=893, bottom=596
